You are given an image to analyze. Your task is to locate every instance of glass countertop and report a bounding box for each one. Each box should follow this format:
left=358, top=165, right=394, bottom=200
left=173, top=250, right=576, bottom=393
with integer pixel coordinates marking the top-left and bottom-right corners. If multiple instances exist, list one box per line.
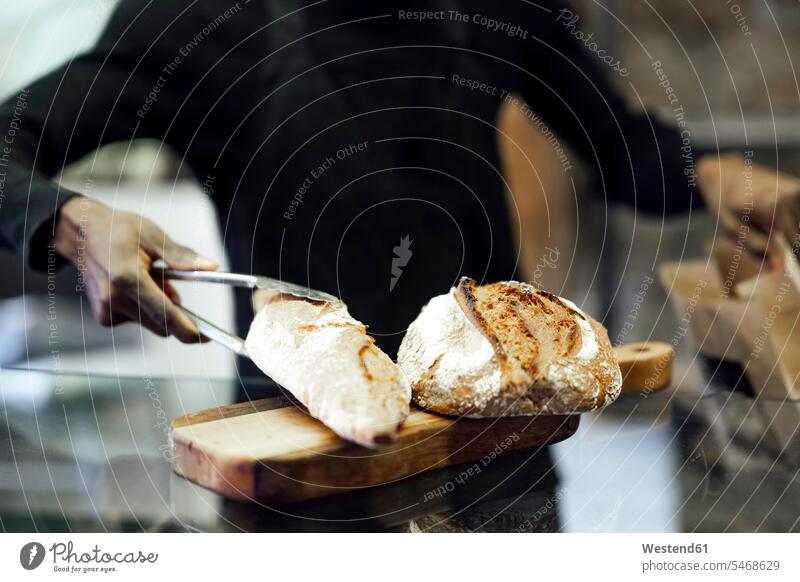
left=1, top=365, right=798, bottom=532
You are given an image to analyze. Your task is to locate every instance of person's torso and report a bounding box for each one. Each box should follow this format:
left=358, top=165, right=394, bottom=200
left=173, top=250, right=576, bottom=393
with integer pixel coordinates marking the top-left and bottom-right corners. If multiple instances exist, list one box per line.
left=189, top=0, right=539, bottom=354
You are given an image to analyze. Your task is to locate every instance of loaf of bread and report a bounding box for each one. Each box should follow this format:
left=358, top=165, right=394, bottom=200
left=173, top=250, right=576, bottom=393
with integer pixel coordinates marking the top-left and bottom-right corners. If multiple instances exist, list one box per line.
left=398, top=278, right=622, bottom=417
left=246, top=290, right=411, bottom=446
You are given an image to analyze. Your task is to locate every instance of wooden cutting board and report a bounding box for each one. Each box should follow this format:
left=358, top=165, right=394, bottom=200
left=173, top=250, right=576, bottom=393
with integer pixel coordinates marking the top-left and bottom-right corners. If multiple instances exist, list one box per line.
left=170, top=341, right=671, bottom=504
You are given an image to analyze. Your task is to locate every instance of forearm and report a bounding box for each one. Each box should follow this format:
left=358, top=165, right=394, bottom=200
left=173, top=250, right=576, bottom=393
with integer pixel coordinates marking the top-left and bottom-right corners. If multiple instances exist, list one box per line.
left=0, top=103, right=81, bottom=269
left=518, top=0, right=704, bottom=215
left=0, top=49, right=123, bottom=268
left=0, top=1, right=196, bottom=269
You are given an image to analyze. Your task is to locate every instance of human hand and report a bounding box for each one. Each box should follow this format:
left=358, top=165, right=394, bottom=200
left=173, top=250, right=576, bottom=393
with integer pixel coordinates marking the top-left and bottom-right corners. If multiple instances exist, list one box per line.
left=52, top=196, right=218, bottom=341
left=698, top=153, right=800, bottom=270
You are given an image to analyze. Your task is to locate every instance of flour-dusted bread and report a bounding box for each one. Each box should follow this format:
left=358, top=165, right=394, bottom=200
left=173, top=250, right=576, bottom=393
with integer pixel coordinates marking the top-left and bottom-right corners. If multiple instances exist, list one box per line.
left=398, top=278, right=622, bottom=417
left=245, top=291, right=410, bottom=447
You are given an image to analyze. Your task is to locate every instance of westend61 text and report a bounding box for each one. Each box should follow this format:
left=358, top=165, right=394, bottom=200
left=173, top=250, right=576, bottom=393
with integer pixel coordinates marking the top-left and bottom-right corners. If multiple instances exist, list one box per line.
left=642, top=543, right=708, bottom=554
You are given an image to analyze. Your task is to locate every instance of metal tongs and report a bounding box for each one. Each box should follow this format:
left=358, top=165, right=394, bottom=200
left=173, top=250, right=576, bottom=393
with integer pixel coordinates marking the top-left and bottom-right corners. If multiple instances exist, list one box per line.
left=151, top=260, right=337, bottom=357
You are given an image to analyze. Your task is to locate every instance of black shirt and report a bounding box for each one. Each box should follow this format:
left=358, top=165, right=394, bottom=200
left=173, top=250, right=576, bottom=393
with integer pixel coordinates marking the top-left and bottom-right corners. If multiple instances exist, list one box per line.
left=0, top=0, right=700, bottom=356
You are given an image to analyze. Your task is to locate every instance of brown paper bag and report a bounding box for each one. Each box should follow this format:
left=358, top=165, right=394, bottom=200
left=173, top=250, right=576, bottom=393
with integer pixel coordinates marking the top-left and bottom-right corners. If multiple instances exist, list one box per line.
left=660, top=238, right=800, bottom=401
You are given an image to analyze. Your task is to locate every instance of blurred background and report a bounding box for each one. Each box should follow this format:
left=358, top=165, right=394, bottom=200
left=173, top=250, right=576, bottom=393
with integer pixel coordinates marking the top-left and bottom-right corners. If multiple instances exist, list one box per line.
left=1, top=0, right=799, bottom=389
left=1, top=0, right=799, bottom=535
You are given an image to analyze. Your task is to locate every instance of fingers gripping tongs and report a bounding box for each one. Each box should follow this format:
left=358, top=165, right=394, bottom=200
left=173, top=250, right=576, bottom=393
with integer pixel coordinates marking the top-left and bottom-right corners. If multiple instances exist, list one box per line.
left=151, top=260, right=337, bottom=358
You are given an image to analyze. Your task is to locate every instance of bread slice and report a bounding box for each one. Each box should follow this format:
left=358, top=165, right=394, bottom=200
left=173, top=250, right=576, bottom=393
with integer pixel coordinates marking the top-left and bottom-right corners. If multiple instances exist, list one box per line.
left=245, top=291, right=410, bottom=446
left=398, top=278, right=622, bottom=416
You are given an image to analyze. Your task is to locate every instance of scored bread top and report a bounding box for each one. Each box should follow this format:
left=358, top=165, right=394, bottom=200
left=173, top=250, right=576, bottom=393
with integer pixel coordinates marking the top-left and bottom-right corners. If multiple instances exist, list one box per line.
left=398, top=277, right=622, bottom=416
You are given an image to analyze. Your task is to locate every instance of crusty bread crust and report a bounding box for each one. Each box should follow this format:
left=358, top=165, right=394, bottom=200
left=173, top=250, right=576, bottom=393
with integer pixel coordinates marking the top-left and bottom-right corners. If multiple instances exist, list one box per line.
left=399, top=278, right=622, bottom=417
left=246, top=290, right=411, bottom=446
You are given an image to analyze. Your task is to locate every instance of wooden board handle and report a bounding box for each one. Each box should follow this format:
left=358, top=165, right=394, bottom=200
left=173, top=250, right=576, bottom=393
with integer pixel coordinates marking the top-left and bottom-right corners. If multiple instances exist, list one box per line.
left=613, top=341, right=673, bottom=395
